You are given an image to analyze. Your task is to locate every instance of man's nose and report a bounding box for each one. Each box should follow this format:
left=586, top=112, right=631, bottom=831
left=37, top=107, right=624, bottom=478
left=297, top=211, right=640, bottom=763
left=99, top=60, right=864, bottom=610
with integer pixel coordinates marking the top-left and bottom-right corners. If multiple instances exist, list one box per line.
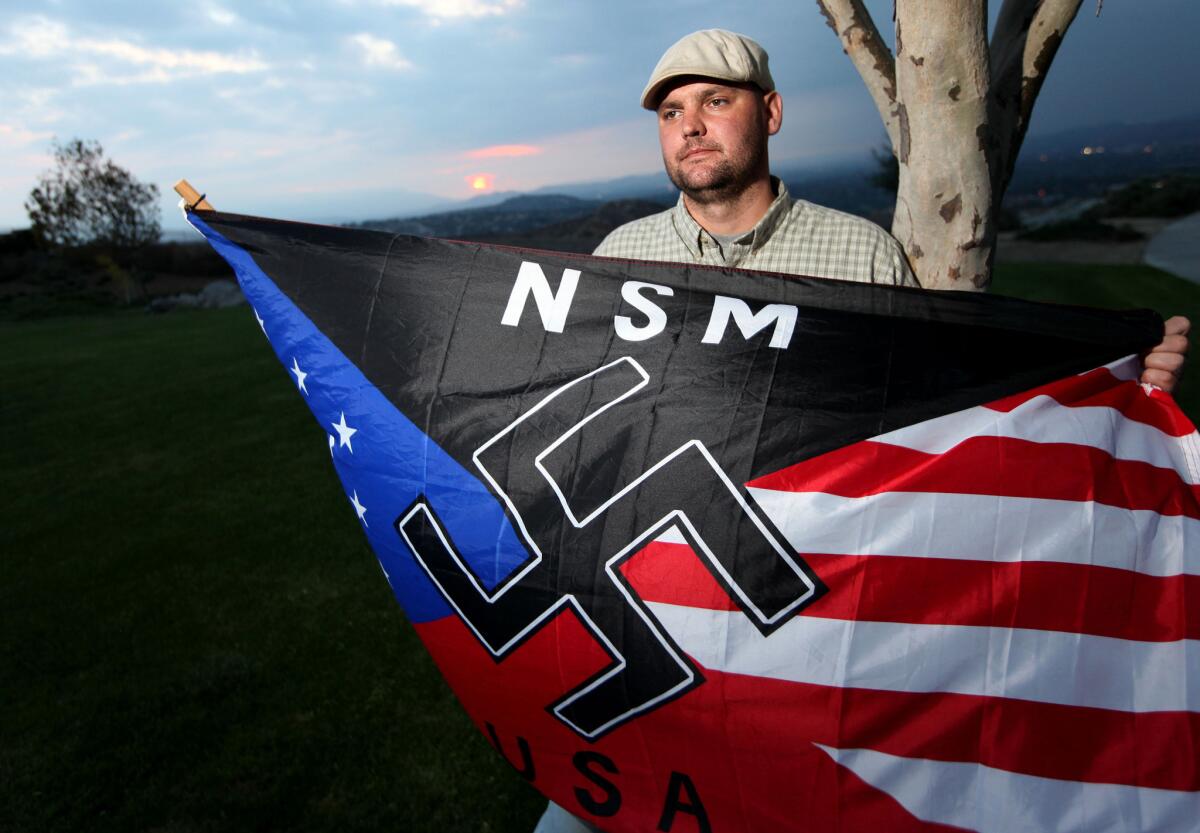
left=680, top=109, right=704, bottom=137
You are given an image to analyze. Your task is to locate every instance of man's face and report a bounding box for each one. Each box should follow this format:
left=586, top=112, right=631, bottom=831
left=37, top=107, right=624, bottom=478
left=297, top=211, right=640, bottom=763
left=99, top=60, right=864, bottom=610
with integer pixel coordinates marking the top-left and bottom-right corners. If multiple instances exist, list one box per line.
left=656, top=78, right=782, bottom=205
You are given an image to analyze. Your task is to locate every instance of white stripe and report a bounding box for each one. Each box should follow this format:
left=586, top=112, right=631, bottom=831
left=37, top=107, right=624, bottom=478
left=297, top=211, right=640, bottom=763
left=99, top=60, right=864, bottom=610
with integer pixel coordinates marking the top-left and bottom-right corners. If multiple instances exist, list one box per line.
left=870, top=390, right=1200, bottom=485
left=1104, top=354, right=1142, bottom=383
left=645, top=602, right=1200, bottom=713
left=749, top=487, right=1199, bottom=577
left=817, top=744, right=1199, bottom=833
left=654, top=525, right=688, bottom=546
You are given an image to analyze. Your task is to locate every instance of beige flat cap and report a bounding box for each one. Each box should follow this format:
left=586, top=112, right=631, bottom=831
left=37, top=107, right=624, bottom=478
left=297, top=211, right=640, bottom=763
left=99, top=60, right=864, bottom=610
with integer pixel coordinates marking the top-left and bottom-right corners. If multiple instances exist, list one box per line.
left=640, top=29, right=774, bottom=110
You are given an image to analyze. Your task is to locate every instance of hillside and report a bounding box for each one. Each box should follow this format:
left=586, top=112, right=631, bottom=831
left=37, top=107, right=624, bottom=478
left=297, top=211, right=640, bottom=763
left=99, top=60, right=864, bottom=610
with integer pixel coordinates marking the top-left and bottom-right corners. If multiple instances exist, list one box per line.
left=471, top=198, right=670, bottom=253
left=351, top=193, right=604, bottom=239
left=346, top=114, right=1200, bottom=244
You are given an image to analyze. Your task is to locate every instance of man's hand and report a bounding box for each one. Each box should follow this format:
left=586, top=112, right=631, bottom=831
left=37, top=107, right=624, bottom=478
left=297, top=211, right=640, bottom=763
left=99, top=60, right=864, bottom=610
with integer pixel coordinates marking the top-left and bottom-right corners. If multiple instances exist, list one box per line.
left=1141, top=315, right=1190, bottom=393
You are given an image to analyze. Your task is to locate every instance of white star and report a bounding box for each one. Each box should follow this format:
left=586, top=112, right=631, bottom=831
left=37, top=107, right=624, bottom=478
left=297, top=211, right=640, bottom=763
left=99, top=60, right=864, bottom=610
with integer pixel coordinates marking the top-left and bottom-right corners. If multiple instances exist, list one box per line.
left=290, top=357, right=308, bottom=393
left=350, top=490, right=368, bottom=526
left=331, top=411, right=358, bottom=452
left=253, top=307, right=266, bottom=336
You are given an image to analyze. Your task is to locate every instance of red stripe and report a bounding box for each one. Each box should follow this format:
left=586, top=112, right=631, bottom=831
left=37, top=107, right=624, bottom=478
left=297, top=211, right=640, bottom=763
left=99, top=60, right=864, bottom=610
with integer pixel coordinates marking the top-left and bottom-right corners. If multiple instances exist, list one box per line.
left=747, top=436, right=1200, bottom=518
left=708, top=670, right=1200, bottom=792
left=986, top=366, right=1196, bottom=437
left=416, top=613, right=968, bottom=832
left=623, top=541, right=1200, bottom=641
left=986, top=366, right=1126, bottom=410
left=416, top=614, right=1200, bottom=795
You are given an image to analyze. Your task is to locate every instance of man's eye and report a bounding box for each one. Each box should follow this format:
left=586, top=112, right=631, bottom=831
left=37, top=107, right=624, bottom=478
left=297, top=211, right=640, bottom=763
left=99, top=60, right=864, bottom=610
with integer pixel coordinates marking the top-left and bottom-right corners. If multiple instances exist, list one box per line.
left=708, top=98, right=728, bottom=108
left=662, top=109, right=682, bottom=120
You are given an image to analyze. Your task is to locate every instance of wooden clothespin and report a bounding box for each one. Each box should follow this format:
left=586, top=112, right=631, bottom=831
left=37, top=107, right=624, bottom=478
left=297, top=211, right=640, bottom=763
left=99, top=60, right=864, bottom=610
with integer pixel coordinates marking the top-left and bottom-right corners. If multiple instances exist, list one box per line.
left=174, top=179, right=214, bottom=211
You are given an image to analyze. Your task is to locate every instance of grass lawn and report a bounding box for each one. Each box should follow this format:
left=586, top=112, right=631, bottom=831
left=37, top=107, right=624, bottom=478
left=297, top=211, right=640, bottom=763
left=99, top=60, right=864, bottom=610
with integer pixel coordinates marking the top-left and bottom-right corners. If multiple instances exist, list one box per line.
left=2, top=261, right=1196, bottom=832
left=991, top=262, right=1200, bottom=418
left=0, top=309, right=545, bottom=832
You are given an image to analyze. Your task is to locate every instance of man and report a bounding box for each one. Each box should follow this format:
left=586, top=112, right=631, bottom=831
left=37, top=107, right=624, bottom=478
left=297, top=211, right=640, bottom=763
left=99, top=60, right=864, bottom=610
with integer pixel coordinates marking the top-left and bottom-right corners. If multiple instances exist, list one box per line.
left=535, top=27, right=1188, bottom=833
left=594, top=28, right=916, bottom=287
left=594, top=28, right=1188, bottom=391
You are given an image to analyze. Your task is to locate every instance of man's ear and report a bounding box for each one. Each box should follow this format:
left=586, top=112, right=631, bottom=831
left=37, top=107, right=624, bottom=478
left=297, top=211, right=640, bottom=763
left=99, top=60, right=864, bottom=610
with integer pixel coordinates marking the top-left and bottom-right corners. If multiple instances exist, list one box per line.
left=763, top=90, right=782, bottom=136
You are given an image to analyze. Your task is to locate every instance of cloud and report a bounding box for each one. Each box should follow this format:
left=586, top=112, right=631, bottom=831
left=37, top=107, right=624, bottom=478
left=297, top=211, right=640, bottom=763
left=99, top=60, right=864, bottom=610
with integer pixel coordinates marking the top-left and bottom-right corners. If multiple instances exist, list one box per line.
left=1, top=17, right=66, bottom=58
left=348, top=33, right=415, bottom=71
left=375, top=0, right=523, bottom=20
left=2, top=16, right=267, bottom=82
left=0, top=123, right=54, bottom=148
left=206, top=7, right=240, bottom=27
left=4, top=87, right=66, bottom=126
left=80, top=39, right=265, bottom=74
left=464, top=143, right=542, bottom=159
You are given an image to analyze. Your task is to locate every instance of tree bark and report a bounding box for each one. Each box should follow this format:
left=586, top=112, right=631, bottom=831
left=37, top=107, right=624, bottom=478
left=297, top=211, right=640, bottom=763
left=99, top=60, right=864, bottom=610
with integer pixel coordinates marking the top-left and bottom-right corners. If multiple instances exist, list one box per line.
left=892, top=0, right=993, bottom=289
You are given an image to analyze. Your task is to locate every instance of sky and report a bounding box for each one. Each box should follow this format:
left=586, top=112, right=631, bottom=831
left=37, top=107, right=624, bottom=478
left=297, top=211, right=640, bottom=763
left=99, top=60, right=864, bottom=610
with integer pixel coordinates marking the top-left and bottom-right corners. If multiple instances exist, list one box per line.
left=1, top=0, right=1198, bottom=230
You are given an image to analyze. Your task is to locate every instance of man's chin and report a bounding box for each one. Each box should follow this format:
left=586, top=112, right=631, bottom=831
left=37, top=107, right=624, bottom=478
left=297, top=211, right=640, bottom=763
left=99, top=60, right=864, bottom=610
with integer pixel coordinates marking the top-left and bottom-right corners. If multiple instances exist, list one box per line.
left=681, top=185, right=737, bottom=205
left=674, top=175, right=742, bottom=205
left=669, top=169, right=736, bottom=203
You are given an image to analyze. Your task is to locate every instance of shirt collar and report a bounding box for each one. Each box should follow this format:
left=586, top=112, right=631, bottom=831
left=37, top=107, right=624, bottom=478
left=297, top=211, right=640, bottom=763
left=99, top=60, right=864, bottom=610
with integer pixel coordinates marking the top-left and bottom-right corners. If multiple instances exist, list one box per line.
left=670, top=177, right=794, bottom=258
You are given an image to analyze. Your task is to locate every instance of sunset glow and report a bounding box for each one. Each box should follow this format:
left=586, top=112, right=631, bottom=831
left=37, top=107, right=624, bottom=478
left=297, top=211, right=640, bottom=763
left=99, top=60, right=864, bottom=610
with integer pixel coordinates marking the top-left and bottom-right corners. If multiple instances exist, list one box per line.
left=465, top=144, right=542, bottom=160
left=466, top=173, right=494, bottom=191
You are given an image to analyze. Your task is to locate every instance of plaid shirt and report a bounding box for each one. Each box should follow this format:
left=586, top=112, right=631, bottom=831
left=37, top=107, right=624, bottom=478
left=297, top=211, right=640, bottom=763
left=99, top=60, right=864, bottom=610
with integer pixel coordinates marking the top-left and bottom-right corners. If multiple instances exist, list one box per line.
left=593, top=180, right=918, bottom=287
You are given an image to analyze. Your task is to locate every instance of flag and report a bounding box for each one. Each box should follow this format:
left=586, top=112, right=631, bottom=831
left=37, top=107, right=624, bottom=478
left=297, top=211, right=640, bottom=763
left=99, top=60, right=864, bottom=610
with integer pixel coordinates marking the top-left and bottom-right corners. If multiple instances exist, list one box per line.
left=189, top=209, right=1198, bottom=833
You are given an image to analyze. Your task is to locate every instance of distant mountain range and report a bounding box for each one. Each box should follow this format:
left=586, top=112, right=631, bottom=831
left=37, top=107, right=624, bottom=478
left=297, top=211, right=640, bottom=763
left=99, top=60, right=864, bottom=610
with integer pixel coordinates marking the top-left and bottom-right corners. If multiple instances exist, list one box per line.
left=345, top=167, right=906, bottom=254
left=1005, top=115, right=1200, bottom=210
left=350, top=193, right=609, bottom=238
left=148, top=113, right=1198, bottom=245
left=346, top=194, right=674, bottom=254
left=1020, top=114, right=1200, bottom=158
left=339, top=113, right=1199, bottom=252
left=471, top=199, right=672, bottom=253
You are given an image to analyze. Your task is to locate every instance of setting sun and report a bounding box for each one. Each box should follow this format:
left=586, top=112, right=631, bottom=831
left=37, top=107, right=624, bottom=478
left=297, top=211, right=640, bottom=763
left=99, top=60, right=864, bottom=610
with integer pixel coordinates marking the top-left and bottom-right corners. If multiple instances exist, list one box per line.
left=466, top=173, right=494, bottom=192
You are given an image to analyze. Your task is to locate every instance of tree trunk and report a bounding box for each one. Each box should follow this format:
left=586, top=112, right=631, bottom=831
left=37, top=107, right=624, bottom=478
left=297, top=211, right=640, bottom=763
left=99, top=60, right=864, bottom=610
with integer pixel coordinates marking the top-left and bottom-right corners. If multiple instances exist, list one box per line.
left=816, top=0, right=1085, bottom=292
left=892, top=1, right=994, bottom=289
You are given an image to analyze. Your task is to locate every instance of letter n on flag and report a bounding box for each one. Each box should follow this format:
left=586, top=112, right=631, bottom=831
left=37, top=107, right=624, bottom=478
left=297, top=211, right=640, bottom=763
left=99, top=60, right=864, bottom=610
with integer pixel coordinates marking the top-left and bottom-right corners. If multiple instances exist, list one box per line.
left=189, top=209, right=1200, bottom=833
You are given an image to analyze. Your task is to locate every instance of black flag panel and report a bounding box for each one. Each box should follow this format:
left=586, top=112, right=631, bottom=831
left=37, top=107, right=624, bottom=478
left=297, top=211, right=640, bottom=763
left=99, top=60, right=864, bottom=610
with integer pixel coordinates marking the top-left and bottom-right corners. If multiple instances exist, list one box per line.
left=188, top=210, right=1200, bottom=833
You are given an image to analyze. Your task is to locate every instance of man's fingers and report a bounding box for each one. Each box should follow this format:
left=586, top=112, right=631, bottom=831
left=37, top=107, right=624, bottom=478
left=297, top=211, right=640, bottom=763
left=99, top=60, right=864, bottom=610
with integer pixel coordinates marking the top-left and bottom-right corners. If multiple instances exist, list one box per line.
left=1144, top=351, right=1186, bottom=374
left=1141, top=342, right=1185, bottom=393
left=1154, top=333, right=1190, bottom=355
left=1164, top=315, right=1191, bottom=337
left=1141, top=367, right=1179, bottom=392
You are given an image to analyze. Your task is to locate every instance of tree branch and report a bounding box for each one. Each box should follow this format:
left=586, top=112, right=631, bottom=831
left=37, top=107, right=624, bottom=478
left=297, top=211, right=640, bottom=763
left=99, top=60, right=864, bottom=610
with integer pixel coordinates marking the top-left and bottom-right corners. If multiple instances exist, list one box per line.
left=989, top=0, right=1083, bottom=191
left=1017, top=0, right=1084, bottom=130
left=815, top=0, right=900, bottom=151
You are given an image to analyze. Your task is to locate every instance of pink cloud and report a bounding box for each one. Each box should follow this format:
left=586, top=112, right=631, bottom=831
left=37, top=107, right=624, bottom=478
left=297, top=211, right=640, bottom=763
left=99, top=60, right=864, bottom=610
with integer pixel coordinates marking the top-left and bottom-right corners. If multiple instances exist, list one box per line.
left=463, top=144, right=542, bottom=160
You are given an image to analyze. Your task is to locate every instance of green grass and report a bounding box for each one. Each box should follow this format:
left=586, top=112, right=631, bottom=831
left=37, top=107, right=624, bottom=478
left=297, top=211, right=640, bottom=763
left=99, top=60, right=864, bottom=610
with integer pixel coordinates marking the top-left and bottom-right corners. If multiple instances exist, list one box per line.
left=992, top=262, right=1200, bottom=419
left=0, top=310, right=544, bottom=833
left=2, top=262, right=1197, bottom=832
